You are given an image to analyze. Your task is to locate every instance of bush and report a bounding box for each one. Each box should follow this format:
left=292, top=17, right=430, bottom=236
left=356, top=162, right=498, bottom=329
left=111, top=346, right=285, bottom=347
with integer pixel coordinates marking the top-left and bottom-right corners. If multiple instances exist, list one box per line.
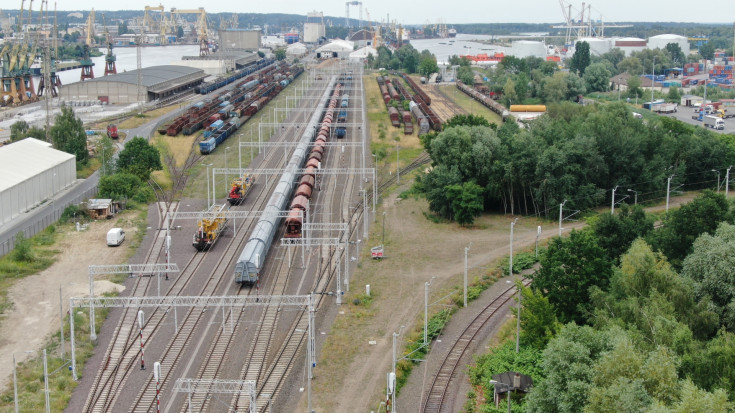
left=12, top=232, right=33, bottom=262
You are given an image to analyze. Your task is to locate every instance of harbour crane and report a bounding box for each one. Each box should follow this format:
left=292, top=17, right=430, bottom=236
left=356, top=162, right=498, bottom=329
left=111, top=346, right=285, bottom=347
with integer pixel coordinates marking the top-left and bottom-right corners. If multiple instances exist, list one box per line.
left=172, top=8, right=210, bottom=56
left=80, top=8, right=95, bottom=80
left=344, top=1, right=362, bottom=30
left=102, top=13, right=116, bottom=75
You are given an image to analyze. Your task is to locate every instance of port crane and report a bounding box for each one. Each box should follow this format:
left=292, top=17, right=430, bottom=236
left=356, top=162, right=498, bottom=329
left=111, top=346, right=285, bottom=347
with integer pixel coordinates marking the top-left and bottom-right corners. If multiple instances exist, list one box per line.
left=102, top=13, right=116, bottom=75
left=172, top=7, right=210, bottom=56
left=553, top=0, right=631, bottom=48
left=344, top=1, right=362, bottom=30
left=80, top=8, right=95, bottom=80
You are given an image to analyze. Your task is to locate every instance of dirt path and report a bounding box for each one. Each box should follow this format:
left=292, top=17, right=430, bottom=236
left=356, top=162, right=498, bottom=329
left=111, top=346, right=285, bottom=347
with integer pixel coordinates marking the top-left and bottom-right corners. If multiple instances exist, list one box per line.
left=0, top=217, right=138, bottom=392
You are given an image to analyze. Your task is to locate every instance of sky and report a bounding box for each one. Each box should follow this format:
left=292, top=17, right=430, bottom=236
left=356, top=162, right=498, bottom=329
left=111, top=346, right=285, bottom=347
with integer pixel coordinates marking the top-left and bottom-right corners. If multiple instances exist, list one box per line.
left=37, top=0, right=735, bottom=26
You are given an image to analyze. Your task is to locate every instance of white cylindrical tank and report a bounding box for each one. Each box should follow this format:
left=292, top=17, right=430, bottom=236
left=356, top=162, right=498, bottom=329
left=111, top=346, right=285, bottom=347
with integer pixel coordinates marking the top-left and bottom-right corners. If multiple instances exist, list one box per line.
left=614, top=37, right=647, bottom=56
left=648, top=34, right=690, bottom=56
left=578, top=38, right=612, bottom=56
left=511, top=40, right=547, bottom=58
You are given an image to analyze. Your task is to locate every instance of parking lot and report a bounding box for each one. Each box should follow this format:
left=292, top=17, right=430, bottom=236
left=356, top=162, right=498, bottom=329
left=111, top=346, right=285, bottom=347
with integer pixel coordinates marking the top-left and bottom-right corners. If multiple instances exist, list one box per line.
left=664, top=106, right=735, bottom=134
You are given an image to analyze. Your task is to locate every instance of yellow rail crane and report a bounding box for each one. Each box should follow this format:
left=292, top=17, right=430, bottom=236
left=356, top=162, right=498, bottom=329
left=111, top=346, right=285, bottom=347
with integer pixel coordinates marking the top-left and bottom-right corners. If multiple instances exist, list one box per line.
left=227, top=173, right=256, bottom=206
left=193, top=203, right=229, bottom=251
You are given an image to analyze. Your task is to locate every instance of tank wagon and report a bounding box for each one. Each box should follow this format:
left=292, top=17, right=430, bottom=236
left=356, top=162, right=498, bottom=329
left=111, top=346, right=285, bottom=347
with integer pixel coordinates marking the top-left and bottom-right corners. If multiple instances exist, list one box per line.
left=410, top=101, right=431, bottom=135
left=285, top=84, right=344, bottom=237
left=456, top=81, right=510, bottom=120
left=234, top=77, right=339, bottom=284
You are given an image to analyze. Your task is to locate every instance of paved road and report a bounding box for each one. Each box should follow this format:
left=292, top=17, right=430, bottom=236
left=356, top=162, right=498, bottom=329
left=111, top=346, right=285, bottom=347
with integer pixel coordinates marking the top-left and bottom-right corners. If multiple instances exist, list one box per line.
left=663, top=106, right=735, bottom=134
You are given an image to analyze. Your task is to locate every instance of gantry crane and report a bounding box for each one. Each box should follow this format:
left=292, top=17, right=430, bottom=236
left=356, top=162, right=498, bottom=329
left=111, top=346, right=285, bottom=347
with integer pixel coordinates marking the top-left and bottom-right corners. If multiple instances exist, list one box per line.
left=37, top=0, right=61, bottom=98
left=344, top=1, right=362, bottom=31
left=172, top=7, right=209, bottom=56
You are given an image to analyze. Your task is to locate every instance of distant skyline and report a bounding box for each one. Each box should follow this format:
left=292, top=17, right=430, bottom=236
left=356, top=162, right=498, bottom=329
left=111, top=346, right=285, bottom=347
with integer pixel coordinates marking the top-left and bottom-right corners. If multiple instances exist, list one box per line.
left=13, top=0, right=735, bottom=26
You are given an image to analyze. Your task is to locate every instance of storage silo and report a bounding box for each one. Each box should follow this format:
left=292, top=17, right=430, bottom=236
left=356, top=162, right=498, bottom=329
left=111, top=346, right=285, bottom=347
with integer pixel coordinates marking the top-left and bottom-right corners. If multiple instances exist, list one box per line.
left=614, top=37, right=647, bottom=56
left=511, top=40, right=547, bottom=58
left=648, top=34, right=690, bottom=56
left=577, top=38, right=612, bottom=56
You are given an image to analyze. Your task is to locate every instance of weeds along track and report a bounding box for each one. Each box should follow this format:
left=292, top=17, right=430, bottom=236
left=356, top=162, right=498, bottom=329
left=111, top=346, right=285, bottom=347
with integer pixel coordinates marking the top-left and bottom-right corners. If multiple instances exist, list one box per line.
left=125, top=79, right=327, bottom=412
left=427, top=85, right=468, bottom=122
left=421, top=279, right=532, bottom=413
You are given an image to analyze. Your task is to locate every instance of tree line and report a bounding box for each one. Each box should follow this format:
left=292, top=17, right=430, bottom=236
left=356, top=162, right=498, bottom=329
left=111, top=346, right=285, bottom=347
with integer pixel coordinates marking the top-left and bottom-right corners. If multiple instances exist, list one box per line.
left=415, top=103, right=735, bottom=225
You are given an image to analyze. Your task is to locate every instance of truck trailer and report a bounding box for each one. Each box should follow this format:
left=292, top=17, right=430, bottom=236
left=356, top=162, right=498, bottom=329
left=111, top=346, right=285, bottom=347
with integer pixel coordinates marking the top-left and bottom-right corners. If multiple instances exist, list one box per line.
left=703, top=115, right=725, bottom=130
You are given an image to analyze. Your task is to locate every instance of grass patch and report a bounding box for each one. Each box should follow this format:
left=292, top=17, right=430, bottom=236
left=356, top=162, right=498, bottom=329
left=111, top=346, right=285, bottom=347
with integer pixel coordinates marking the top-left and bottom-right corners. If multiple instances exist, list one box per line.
left=0, top=226, right=61, bottom=315
left=0, top=304, right=112, bottom=411
left=438, top=84, right=503, bottom=126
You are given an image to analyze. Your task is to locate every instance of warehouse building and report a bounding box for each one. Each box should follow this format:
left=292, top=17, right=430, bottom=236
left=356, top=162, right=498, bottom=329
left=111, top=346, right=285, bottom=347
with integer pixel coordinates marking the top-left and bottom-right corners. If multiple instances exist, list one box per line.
left=0, top=138, right=75, bottom=225
left=648, top=34, right=690, bottom=57
left=177, top=50, right=259, bottom=75
left=60, top=65, right=207, bottom=104
left=219, top=29, right=261, bottom=51
left=315, top=40, right=354, bottom=59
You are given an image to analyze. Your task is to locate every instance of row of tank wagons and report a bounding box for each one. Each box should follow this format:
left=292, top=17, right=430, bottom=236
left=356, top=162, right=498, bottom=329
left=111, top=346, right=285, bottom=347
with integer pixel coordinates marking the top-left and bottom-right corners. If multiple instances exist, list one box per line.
left=455, top=81, right=511, bottom=121
left=284, top=83, right=344, bottom=238
left=194, top=58, right=275, bottom=94
left=400, top=73, right=443, bottom=132
left=377, top=76, right=420, bottom=135
left=198, top=65, right=304, bottom=154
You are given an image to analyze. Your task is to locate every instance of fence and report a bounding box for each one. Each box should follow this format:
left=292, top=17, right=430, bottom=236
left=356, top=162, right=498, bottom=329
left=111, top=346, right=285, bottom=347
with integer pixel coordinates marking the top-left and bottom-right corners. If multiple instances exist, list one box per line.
left=0, top=185, right=98, bottom=259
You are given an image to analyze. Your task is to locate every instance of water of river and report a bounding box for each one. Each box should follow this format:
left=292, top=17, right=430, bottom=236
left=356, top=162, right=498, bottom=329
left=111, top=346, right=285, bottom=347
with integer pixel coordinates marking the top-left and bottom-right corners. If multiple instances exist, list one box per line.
left=410, top=34, right=512, bottom=65
left=39, top=44, right=201, bottom=87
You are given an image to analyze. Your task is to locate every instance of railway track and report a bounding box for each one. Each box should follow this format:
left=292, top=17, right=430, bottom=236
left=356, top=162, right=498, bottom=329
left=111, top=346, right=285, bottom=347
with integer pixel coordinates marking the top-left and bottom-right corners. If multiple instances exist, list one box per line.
left=83, top=76, right=321, bottom=412
left=425, top=84, right=467, bottom=122
left=421, top=279, right=532, bottom=413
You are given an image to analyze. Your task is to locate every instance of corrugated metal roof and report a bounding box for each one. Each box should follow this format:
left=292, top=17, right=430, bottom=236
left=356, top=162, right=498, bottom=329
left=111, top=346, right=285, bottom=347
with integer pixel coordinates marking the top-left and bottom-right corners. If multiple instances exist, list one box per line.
left=0, top=138, right=75, bottom=192
left=81, top=65, right=204, bottom=88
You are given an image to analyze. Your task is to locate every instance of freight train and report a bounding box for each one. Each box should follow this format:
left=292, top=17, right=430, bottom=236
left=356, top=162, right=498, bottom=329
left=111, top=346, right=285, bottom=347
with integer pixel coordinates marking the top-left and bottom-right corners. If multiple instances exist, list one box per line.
left=285, top=84, right=343, bottom=238
left=455, top=81, right=510, bottom=120
left=193, top=203, right=228, bottom=251
left=198, top=66, right=303, bottom=154
left=194, top=58, right=274, bottom=95
left=234, top=77, right=339, bottom=285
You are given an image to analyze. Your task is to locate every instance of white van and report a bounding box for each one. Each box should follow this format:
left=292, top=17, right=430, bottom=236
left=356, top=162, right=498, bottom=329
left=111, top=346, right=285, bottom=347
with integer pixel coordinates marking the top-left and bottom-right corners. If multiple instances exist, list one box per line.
left=107, top=228, right=125, bottom=246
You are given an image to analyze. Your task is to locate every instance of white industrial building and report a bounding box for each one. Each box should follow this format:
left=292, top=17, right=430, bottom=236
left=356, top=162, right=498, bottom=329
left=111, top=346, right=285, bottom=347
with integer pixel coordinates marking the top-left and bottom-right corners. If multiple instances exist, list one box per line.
left=0, top=138, right=76, bottom=225
left=315, top=40, right=354, bottom=59
left=286, top=42, right=308, bottom=58
left=349, top=46, right=377, bottom=62
left=219, top=29, right=261, bottom=51
left=511, top=40, right=546, bottom=58
left=648, top=34, right=690, bottom=57
left=304, top=22, right=325, bottom=43
left=614, top=37, right=647, bottom=56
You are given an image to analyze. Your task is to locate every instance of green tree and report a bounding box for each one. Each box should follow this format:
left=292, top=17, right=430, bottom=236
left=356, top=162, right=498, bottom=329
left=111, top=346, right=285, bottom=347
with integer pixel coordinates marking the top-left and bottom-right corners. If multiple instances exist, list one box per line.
left=418, top=164, right=462, bottom=219
left=570, top=41, right=591, bottom=76
left=50, top=105, right=88, bottom=164
left=665, top=43, right=685, bottom=66
left=98, top=172, right=143, bottom=200
left=116, top=136, right=162, bottom=180
left=444, top=114, right=489, bottom=128
left=532, top=229, right=612, bottom=323
left=618, top=57, right=644, bottom=76
left=646, top=190, right=731, bottom=268
left=176, top=26, right=184, bottom=39
left=583, top=62, right=611, bottom=93
left=417, top=56, right=439, bottom=77
left=626, top=75, right=643, bottom=99
left=12, top=231, right=33, bottom=262
left=525, top=324, right=613, bottom=413
left=518, top=283, right=561, bottom=350
left=667, top=86, right=681, bottom=103
left=541, top=72, right=568, bottom=103
left=503, top=77, right=518, bottom=107
left=274, top=48, right=286, bottom=60
left=457, top=66, right=474, bottom=85
left=591, top=204, right=654, bottom=264
left=10, top=119, right=29, bottom=142
left=699, top=42, right=715, bottom=60
left=446, top=181, right=483, bottom=225
left=565, top=72, right=587, bottom=99
left=96, top=136, right=115, bottom=176
left=681, top=223, right=735, bottom=329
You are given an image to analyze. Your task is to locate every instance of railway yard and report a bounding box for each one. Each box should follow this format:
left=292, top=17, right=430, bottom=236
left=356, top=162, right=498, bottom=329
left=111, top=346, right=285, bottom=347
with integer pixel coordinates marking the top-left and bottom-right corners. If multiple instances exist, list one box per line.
left=3, top=57, right=544, bottom=413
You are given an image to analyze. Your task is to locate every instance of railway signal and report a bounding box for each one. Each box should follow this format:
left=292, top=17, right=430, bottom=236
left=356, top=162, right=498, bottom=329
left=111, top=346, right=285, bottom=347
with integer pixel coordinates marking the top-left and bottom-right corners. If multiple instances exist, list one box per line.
left=153, top=362, right=162, bottom=413
left=138, top=310, right=145, bottom=370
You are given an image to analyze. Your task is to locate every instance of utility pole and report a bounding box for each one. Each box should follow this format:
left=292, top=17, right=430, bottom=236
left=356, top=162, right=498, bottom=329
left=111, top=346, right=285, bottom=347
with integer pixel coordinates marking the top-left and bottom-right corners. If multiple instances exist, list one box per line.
left=611, top=185, right=618, bottom=214
left=666, top=175, right=674, bottom=214
left=726, top=166, right=732, bottom=198
left=558, top=200, right=566, bottom=237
